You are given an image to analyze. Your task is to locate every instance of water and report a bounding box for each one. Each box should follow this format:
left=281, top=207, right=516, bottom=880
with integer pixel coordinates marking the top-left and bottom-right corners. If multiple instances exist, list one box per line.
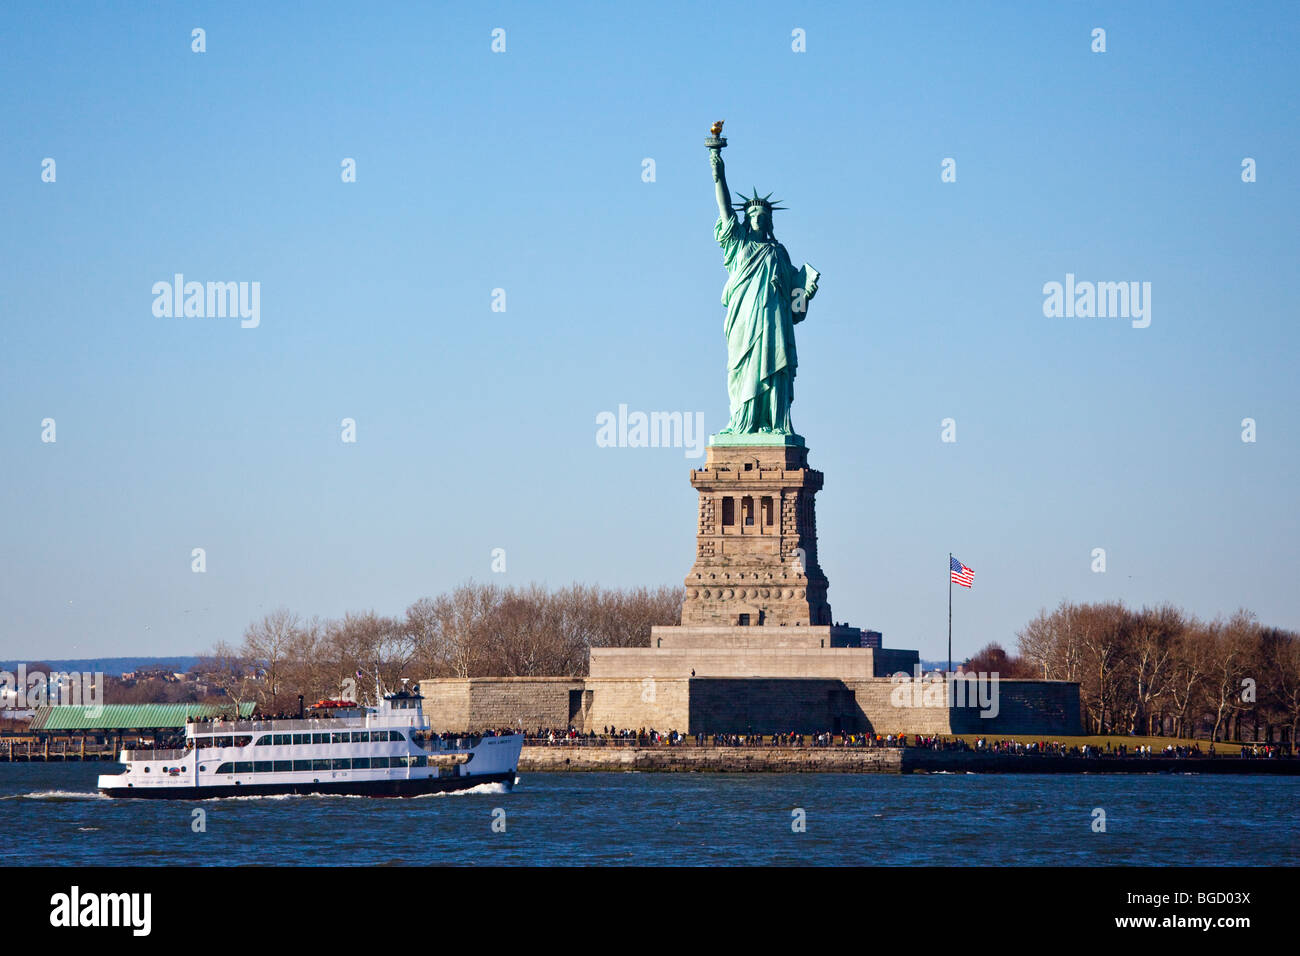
left=5, top=763, right=1297, bottom=866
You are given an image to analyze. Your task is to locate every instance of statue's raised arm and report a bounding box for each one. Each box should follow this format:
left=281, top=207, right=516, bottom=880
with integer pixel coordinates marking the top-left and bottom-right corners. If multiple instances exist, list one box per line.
left=710, top=150, right=732, bottom=222
left=706, top=121, right=732, bottom=222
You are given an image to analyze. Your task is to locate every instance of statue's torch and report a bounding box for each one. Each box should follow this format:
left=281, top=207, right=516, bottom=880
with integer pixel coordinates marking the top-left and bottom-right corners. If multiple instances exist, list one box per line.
left=705, top=120, right=727, bottom=152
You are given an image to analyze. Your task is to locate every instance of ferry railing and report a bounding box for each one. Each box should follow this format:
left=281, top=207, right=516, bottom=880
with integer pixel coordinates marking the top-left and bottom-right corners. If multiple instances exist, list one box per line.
left=121, top=748, right=187, bottom=761
left=189, top=716, right=373, bottom=732
left=420, top=736, right=484, bottom=752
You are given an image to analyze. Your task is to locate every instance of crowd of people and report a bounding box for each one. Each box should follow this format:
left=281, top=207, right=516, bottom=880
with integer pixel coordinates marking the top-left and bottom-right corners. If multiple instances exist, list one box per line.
left=515, top=728, right=1291, bottom=757
left=523, top=728, right=1003, bottom=750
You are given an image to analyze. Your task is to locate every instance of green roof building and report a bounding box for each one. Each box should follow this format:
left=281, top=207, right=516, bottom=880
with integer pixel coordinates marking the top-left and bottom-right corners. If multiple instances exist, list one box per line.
left=30, top=702, right=255, bottom=733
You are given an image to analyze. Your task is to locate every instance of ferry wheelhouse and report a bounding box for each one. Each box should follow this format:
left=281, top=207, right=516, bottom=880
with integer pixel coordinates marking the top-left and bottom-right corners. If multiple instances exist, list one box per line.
left=97, top=686, right=522, bottom=799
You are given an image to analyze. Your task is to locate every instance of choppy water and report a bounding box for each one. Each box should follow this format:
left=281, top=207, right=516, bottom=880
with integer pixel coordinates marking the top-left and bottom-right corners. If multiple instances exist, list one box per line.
left=5, top=763, right=1296, bottom=865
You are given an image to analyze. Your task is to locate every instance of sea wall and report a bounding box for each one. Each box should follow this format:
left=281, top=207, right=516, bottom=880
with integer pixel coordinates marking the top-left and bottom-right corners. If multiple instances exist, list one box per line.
left=947, top=679, right=1083, bottom=735
left=419, top=678, right=582, bottom=732
left=420, top=675, right=1083, bottom=737
left=519, top=744, right=903, bottom=773
left=518, top=746, right=1300, bottom=775
left=584, top=677, right=691, bottom=731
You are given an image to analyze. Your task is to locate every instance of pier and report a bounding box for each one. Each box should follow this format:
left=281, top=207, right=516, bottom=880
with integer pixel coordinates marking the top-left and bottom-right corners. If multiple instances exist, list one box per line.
left=0, top=736, right=121, bottom=762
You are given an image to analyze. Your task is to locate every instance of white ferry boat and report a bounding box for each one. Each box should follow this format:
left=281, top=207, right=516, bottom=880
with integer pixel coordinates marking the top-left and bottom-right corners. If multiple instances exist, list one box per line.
left=97, top=686, right=523, bottom=799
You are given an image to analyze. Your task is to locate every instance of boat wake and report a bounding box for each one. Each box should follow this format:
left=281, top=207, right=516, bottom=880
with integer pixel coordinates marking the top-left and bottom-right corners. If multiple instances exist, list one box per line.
left=22, top=790, right=111, bottom=801
left=413, top=780, right=515, bottom=798
left=201, top=792, right=306, bottom=802
left=188, top=780, right=517, bottom=802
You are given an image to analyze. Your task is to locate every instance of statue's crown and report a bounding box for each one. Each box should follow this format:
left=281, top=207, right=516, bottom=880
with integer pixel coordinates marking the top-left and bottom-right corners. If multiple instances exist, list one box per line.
left=732, top=188, right=786, bottom=214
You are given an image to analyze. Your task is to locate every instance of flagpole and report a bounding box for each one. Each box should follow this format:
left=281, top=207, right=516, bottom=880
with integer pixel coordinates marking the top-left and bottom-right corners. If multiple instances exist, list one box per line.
left=947, top=552, right=953, bottom=675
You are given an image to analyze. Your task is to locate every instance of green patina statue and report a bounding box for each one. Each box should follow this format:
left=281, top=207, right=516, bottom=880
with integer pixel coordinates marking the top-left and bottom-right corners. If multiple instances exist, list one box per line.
left=708, top=125, right=819, bottom=443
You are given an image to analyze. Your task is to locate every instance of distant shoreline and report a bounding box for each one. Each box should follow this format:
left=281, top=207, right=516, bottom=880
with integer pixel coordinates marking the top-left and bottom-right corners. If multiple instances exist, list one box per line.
left=0, top=657, right=200, bottom=677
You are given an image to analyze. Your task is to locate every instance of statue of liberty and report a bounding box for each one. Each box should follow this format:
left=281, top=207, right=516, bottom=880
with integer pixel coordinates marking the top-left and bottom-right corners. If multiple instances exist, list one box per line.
left=708, top=124, right=819, bottom=439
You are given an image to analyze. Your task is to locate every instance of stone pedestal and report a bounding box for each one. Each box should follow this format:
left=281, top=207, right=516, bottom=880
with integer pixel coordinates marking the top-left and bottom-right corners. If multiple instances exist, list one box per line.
left=681, top=441, right=831, bottom=627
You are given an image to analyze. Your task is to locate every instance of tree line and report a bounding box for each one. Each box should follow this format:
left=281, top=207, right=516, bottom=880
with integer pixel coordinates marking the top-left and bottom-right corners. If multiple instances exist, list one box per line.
left=966, top=601, right=1300, bottom=744
left=195, top=581, right=682, bottom=714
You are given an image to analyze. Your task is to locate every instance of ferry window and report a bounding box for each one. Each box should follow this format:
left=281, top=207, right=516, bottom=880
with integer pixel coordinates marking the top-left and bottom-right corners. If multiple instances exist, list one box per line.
left=390, top=732, right=405, bottom=741
left=312, top=759, right=331, bottom=771
left=274, top=734, right=289, bottom=745
left=143, top=767, right=150, bottom=773
left=234, top=736, right=252, bottom=747
left=215, top=736, right=233, bottom=748
left=356, top=732, right=369, bottom=743
left=235, top=762, right=254, bottom=774
left=255, top=736, right=272, bottom=746
left=273, top=761, right=292, bottom=772
left=332, top=758, right=350, bottom=770
left=331, top=732, right=346, bottom=744
left=215, top=763, right=234, bottom=775
left=412, top=755, right=427, bottom=767
left=312, top=733, right=327, bottom=745
left=293, top=760, right=312, bottom=772
left=254, top=761, right=272, bottom=773
left=372, top=756, right=390, bottom=769
left=352, top=757, right=371, bottom=769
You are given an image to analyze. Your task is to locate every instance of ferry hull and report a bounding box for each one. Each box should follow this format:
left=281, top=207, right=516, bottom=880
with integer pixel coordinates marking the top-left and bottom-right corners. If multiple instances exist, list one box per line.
left=99, top=771, right=517, bottom=799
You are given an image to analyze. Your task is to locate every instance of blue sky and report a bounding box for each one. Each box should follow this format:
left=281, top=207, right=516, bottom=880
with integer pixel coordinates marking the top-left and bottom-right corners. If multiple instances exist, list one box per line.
left=1, top=1, right=1297, bottom=663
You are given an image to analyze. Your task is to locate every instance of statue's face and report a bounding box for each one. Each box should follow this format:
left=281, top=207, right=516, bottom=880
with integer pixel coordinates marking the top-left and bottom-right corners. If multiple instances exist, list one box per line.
left=747, top=206, right=770, bottom=234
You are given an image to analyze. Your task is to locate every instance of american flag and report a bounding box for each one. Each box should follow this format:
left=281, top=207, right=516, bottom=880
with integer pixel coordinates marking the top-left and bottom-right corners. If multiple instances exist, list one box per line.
left=950, top=557, right=974, bottom=588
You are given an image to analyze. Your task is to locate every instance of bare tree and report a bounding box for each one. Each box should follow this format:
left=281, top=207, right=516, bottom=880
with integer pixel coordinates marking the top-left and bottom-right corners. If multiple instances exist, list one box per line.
left=1260, top=627, right=1300, bottom=751
left=964, top=642, right=1033, bottom=678
left=199, top=641, right=254, bottom=716
left=241, top=608, right=301, bottom=712
left=1204, top=610, right=1257, bottom=742
left=1123, top=604, right=1181, bottom=735
left=1016, top=600, right=1085, bottom=683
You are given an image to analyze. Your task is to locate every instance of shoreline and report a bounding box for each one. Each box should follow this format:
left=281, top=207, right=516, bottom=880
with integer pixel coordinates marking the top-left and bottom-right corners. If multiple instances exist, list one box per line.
left=519, top=746, right=1300, bottom=775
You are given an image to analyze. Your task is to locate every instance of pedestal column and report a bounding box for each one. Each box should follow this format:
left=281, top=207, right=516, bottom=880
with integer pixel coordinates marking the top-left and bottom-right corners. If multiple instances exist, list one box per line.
left=681, top=438, right=832, bottom=627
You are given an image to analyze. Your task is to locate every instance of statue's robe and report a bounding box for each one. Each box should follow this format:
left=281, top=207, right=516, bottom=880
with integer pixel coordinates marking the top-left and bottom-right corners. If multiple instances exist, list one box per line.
left=715, top=213, right=806, bottom=433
